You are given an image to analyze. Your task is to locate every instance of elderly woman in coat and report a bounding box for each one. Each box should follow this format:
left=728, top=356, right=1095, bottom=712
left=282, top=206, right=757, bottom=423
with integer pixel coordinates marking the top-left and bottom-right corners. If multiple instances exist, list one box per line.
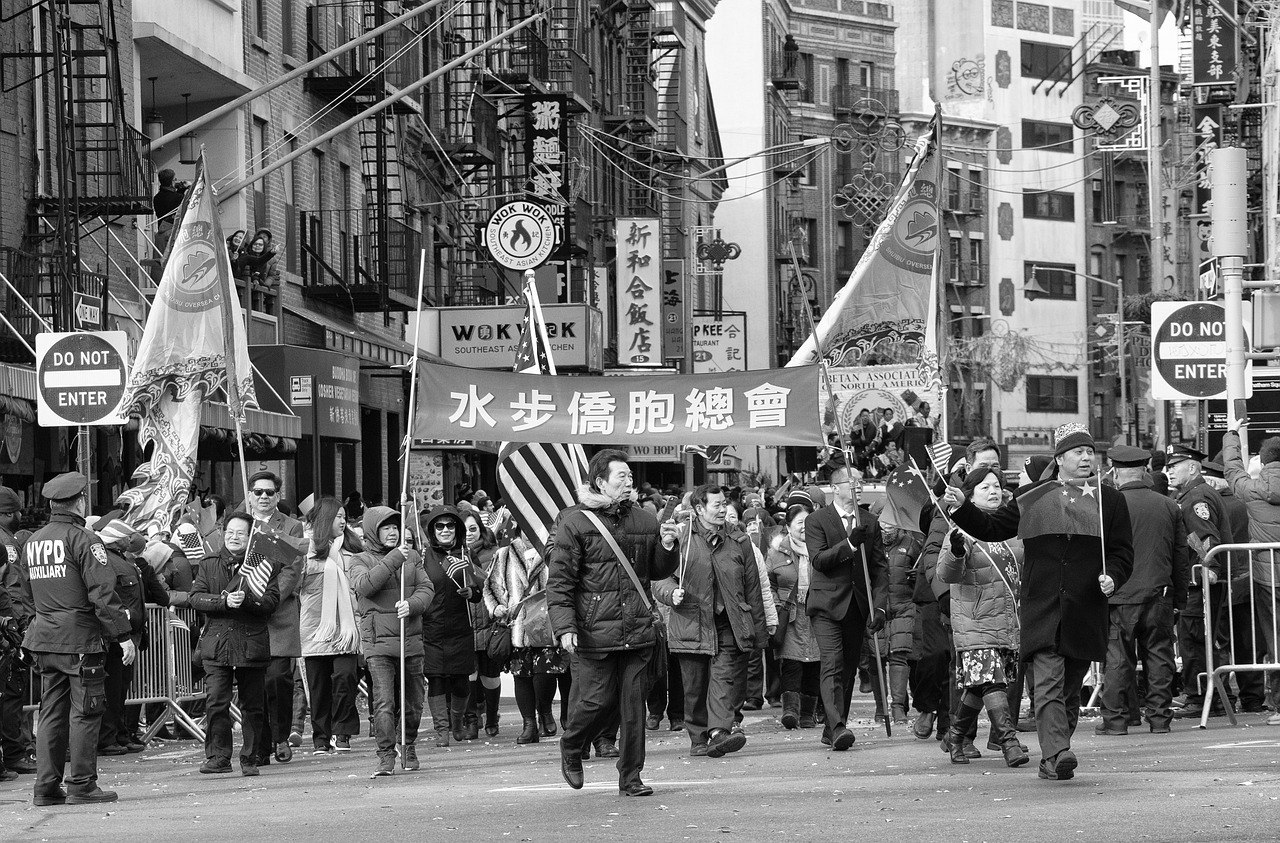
left=766, top=503, right=822, bottom=730
left=938, top=466, right=1027, bottom=768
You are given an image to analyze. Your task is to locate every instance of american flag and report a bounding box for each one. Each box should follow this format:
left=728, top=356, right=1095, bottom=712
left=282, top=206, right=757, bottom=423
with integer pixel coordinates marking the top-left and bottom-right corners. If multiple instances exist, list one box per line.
left=238, top=529, right=302, bottom=598
left=496, top=281, right=588, bottom=557
left=444, top=553, right=470, bottom=579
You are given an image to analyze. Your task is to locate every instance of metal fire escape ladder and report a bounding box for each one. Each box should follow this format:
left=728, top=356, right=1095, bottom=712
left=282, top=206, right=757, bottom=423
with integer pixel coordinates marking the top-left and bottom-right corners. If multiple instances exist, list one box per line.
left=359, top=0, right=404, bottom=314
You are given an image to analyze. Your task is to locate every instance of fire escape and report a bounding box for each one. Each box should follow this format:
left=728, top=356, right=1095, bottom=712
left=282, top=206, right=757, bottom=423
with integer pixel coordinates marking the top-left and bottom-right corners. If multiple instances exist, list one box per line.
left=301, top=0, right=419, bottom=313
left=769, top=38, right=808, bottom=363
left=0, top=0, right=150, bottom=363
left=652, top=1, right=686, bottom=267
left=606, top=1, right=660, bottom=218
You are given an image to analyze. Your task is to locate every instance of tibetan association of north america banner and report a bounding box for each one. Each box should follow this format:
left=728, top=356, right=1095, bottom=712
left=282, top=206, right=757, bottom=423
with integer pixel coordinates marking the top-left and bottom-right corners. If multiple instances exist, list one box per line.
left=416, top=361, right=824, bottom=447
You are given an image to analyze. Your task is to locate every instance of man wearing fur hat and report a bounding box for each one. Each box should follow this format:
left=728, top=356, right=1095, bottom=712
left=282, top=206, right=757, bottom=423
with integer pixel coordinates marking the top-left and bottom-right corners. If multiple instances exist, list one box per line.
left=943, top=423, right=1132, bottom=781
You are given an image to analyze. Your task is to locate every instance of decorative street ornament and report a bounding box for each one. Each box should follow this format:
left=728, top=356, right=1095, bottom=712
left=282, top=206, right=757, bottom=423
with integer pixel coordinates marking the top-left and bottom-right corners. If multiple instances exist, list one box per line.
left=692, top=226, right=741, bottom=275
left=1076, top=77, right=1149, bottom=152
left=832, top=169, right=894, bottom=226
left=829, top=105, right=908, bottom=234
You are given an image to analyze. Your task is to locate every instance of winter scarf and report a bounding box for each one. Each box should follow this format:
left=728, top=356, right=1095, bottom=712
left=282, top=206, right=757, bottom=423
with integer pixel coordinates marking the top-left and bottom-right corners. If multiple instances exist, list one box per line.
left=789, top=533, right=811, bottom=601
left=314, top=534, right=360, bottom=652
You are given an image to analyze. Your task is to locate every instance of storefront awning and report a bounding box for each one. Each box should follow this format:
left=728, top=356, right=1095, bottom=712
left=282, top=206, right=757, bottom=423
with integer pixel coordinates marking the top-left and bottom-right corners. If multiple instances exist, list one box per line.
left=200, top=401, right=302, bottom=439
left=0, top=363, right=36, bottom=402
left=283, top=307, right=443, bottom=368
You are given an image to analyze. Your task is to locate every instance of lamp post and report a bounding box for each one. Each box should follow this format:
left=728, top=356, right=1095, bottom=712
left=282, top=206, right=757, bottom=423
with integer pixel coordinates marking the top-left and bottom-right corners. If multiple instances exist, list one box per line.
left=1029, top=265, right=1138, bottom=443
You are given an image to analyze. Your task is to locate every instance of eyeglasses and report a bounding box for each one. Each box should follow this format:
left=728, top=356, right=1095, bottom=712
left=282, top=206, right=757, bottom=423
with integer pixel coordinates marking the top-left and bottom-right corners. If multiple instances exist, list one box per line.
left=251, top=488, right=277, bottom=497
left=434, top=523, right=457, bottom=531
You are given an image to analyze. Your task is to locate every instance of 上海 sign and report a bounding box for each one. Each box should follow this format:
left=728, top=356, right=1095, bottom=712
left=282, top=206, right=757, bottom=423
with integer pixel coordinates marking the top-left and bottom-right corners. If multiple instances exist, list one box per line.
left=1151, top=301, right=1252, bottom=400
left=35, top=331, right=129, bottom=426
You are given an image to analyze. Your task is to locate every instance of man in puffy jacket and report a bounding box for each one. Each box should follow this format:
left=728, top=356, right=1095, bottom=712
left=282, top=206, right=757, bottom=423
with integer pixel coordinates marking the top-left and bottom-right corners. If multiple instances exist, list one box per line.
left=548, top=449, right=680, bottom=797
left=654, top=485, right=768, bottom=759
left=348, top=507, right=433, bottom=777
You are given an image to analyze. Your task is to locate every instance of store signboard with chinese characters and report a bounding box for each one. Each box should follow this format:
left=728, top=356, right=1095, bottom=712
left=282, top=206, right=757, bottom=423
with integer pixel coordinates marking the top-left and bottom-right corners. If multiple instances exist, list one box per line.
left=662, top=259, right=685, bottom=360
left=1191, top=0, right=1238, bottom=87
left=414, top=360, right=823, bottom=446
left=691, top=311, right=747, bottom=373
left=615, top=218, right=663, bottom=366
left=525, top=94, right=570, bottom=259
left=250, top=345, right=361, bottom=439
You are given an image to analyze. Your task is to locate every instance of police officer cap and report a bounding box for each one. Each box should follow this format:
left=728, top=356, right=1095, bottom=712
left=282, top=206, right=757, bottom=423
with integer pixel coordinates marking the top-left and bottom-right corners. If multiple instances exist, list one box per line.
left=1165, top=444, right=1208, bottom=466
left=42, top=471, right=88, bottom=502
left=0, top=486, right=19, bottom=514
left=1201, top=460, right=1226, bottom=478
left=1108, top=445, right=1150, bottom=468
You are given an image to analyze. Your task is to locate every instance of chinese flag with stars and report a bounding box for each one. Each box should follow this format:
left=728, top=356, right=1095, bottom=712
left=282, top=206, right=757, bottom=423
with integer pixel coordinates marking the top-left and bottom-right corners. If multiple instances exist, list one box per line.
left=881, top=464, right=932, bottom=533
left=495, top=281, right=588, bottom=557
left=1016, top=478, right=1102, bottom=541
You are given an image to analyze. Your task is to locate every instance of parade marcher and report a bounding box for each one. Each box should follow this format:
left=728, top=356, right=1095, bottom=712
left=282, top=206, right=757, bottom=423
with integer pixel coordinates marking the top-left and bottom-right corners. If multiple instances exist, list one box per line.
left=0, top=485, right=35, bottom=776
left=548, top=449, right=680, bottom=796
left=945, top=423, right=1132, bottom=781
left=241, top=471, right=305, bottom=766
left=349, top=507, right=433, bottom=777
left=937, top=467, right=1027, bottom=767
left=1097, top=446, right=1188, bottom=735
left=189, top=513, right=279, bottom=776
left=461, top=510, right=503, bottom=739
left=22, top=472, right=135, bottom=805
left=1220, top=430, right=1280, bottom=721
left=872, top=499, right=923, bottom=727
left=419, top=506, right=480, bottom=746
left=653, top=485, right=769, bottom=758
left=92, top=517, right=170, bottom=755
left=767, top=504, right=822, bottom=730
left=805, top=466, right=889, bottom=752
left=486, top=529, right=568, bottom=745
left=1164, top=445, right=1232, bottom=719
left=297, top=497, right=363, bottom=755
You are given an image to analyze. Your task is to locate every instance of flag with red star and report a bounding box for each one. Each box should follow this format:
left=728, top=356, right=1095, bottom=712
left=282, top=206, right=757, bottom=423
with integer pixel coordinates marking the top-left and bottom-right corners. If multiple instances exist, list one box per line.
left=881, top=464, right=932, bottom=533
left=1016, top=477, right=1102, bottom=541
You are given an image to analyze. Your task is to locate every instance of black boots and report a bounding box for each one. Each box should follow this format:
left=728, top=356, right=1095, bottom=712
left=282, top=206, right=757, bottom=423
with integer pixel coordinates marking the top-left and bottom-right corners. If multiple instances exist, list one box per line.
left=798, top=694, right=818, bottom=729
left=517, top=718, right=540, bottom=744
left=942, top=695, right=983, bottom=764
left=484, top=685, right=501, bottom=737
left=888, top=665, right=911, bottom=725
left=780, top=692, right=801, bottom=730
left=427, top=695, right=450, bottom=747
left=983, top=690, right=1029, bottom=767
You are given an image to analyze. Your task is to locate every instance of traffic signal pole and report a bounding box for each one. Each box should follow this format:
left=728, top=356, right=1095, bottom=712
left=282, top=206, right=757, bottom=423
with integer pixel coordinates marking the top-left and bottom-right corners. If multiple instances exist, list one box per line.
left=1212, top=147, right=1249, bottom=451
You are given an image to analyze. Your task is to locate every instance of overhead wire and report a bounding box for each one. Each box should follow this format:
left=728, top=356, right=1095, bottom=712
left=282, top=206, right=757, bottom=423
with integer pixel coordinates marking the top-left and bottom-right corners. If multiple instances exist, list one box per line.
left=951, top=167, right=1103, bottom=194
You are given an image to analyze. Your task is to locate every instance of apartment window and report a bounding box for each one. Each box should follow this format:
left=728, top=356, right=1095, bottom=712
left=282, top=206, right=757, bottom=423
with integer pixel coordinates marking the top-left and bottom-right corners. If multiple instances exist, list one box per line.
left=948, top=237, right=963, bottom=281
left=282, top=0, right=295, bottom=55
left=799, top=53, right=815, bottom=102
left=968, top=238, right=983, bottom=271
left=1022, top=119, right=1073, bottom=152
left=255, top=0, right=267, bottom=39
left=1020, top=41, right=1072, bottom=80
left=1025, top=261, right=1076, bottom=300
left=967, top=170, right=984, bottom=211
left=836, top=58, right=850, bottom=89
left=1091, top=179, right=1103, bottom=222
left=946, top=169, right=961, bottom=208
left=1026, top=375, right=1079, bottom=412
left=859, top=61, right=874, bottom=86
left=1023, top=190, right=1075, bottom=221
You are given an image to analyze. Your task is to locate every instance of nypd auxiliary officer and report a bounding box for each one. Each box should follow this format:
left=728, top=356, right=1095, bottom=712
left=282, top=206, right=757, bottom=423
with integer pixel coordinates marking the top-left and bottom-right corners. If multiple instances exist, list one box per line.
left=21, top=473, right=135, bottom=806
left=1164, top=445, right=1231, bottom=719
left=1, top=485, right=36, bottom=778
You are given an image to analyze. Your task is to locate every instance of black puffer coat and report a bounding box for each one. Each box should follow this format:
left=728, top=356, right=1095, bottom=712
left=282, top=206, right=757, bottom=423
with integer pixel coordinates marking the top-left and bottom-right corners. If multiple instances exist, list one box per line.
left=420, top=506, right=478, bottom=675
left=190, top=547, right=281, bottom=666
left=547, top=486, right=680, bottom=655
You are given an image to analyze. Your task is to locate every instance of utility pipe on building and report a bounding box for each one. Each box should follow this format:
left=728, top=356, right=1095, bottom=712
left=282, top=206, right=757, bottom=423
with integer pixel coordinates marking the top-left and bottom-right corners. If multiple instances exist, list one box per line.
left=1212, top=146, right=1250, bottom=451
left=216, top=14, right=544, bottom=202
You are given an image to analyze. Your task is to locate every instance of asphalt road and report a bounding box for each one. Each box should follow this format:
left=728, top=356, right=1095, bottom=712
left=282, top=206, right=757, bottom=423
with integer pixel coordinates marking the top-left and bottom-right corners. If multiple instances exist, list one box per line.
left=3, top=698, right=1279, bottom=842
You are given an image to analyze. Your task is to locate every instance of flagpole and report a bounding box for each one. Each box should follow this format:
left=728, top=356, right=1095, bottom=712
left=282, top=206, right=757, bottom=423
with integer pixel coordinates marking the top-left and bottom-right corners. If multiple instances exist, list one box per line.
left=397, top=247, right=428, bottom=763
left=786, top=235, right=890, bottom=738
left=525, top=271, right=583, bottom=489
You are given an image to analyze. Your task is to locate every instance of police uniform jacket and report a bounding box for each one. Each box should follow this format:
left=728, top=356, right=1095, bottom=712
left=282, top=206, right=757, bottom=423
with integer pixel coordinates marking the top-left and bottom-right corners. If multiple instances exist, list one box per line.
left=1113, top=476, right=1190, bottom=609
left=20, top=512, right=131, bottom=654
left=0, top=523, right=29, bottom=624
left=104, top=547, right=171, bottom=649
left=189, top=547, right=281, bottom=666
left=1173, top=475, right=1229, bottom=619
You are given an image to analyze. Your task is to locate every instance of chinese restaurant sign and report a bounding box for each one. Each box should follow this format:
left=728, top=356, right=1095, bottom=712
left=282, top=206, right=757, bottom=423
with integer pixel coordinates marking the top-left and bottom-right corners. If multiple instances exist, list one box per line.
left=415, top=361, right=824, bottom=446
left=616, top=218, right=663, bottom=366
left=1191, top=0, right=1237, bottom=86
left=525, top=94, right=570, bottom=259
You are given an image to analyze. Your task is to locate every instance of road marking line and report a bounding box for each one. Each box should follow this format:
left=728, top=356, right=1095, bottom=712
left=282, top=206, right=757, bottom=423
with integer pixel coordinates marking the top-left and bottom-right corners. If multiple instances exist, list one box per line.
left=490, top=780, right=718, bottom=793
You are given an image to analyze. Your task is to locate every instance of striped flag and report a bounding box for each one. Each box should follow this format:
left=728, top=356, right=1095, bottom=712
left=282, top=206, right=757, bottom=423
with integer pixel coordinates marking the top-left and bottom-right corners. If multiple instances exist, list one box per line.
left=444, top=553, right=470, bottom=579
left=238, top=529, right=302, bottom=598
left=496, top=280, right=588, bottom=557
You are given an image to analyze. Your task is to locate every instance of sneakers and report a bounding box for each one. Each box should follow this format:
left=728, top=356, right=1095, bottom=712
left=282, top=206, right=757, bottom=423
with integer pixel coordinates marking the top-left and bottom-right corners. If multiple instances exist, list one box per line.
left=1267, top=712, right=1280, bottom=726
left=1038, top=749, right=1078, bottom=781
left=287, top=730, right=303, bottom=748
left=402, top=744, right=419, bottom=771
left=311, top=745, right=332, bottom=756
left=334, top=736, right=352, bottom=752
left=706, top=728, right=747, bottom=758
left=690, top=743, right=709, bottom=757
left=241, top=763, right=259, bottom=777
left=831, top=726, right=856, bottom=752
left=372, top=754, right=395, bottom=778
left=66, top=787, right=119, bottom=804
left=199, top=758, right=233, bottom=774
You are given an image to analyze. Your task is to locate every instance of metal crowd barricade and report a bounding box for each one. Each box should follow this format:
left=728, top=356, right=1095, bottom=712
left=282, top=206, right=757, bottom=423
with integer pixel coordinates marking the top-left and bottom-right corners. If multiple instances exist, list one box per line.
left=1198, top=542, right=1280, bottom=730
left=22, top=604, right=207, bottom=741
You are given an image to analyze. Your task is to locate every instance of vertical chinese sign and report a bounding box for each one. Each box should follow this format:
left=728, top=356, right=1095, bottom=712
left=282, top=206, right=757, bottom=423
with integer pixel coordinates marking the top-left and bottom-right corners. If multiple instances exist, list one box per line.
left=662, top=259, right=685, bottom=361
left=616, top=218, right=663, bottom=366
left=526, top=94, right=571, bottom=259
left=1191, top=0, right=1237, bottom=87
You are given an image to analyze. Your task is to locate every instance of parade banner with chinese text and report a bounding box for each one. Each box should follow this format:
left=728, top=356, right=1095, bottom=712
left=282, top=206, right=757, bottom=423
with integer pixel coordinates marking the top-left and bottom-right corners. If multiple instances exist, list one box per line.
left=415, top=361, right=823, bottom=446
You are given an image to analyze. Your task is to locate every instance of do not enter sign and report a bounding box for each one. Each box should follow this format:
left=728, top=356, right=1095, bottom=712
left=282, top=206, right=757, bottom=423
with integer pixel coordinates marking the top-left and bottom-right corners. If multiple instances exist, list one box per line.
left=1150, top=301, right=1252, bottom=400
left=35, top=331, right=130, bottom=426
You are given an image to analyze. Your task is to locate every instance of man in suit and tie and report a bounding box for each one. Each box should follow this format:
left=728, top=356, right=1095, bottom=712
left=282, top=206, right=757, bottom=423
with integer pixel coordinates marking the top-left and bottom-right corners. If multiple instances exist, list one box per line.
left=242, top=471, right=305, bottom=766
left=805, top=466, right=889, bottom=750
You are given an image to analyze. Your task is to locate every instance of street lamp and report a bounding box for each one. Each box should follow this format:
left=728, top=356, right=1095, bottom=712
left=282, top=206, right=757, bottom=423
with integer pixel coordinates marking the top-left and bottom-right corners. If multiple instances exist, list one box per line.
left=1030, top=264, right=1139, bottom=443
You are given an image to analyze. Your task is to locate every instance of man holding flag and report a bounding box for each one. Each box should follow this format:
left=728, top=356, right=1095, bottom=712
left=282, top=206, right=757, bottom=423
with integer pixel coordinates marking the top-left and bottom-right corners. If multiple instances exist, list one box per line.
left=943, top=423, right=1132, bottom=781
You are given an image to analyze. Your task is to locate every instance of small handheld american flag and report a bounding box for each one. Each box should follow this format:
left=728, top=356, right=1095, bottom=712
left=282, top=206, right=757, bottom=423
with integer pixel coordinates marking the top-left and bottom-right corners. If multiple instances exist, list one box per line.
left=238, top=530, right=301, bottom=598
left=927, top=441, right=956, bottom=480
left=444, top=554, right=469, bottom=579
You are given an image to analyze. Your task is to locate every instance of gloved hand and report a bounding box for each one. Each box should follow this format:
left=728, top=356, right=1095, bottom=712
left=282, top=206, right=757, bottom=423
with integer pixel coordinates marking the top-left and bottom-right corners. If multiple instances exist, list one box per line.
left=948, top=529, right=967, bottom=558
left=846, top=526, right=868, bottom=547
left=868, top=607, right=887, bottom=633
